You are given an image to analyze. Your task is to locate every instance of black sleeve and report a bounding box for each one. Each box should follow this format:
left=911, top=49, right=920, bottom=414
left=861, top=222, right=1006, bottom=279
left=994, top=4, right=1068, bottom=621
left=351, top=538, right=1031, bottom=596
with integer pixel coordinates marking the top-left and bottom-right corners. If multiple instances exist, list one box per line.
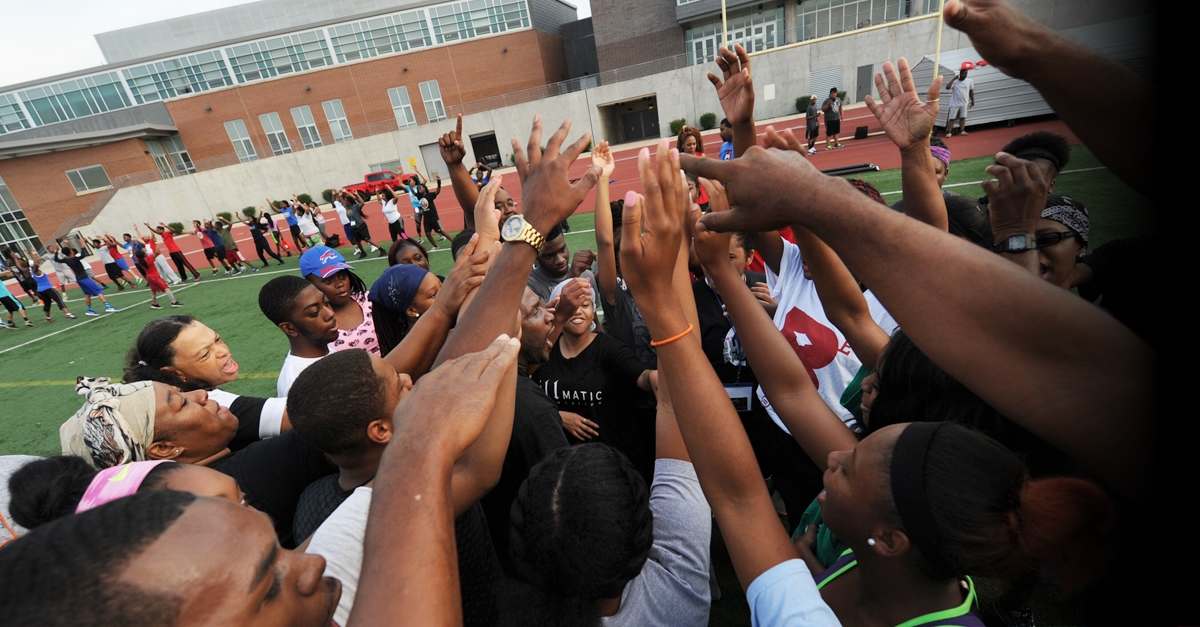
left=209, top=431, right=337, bottom=548
left=227, top=396, right=268, bottom=452
left=598, top=334, right=648, bottom=385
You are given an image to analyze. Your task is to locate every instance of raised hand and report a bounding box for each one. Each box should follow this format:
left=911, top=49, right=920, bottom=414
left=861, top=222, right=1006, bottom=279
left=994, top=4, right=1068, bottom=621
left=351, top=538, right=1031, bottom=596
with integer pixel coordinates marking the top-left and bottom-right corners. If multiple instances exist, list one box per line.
left=619, top=140, right=688, bottom=303
left=510, top=116, right=600, bottom=235
left=942, top=0, right=1046, bottom=76
left=436, top=234, right=493, bottom=316
left=983, top=151, right=1051, bottom=240
left=691, top=179, right=734, bottom=275
left=549, top=277, right=591, bottom=326
left=474, top=176, right=504, bottom=247
left=682, top=147, right=825, bottom=234
left=561, top=411, right=599, bottom=441
left=392, top=333, right=521, bottom=458
left=570, top=249, right=596, bottom=278
left=864, top=58, right=943, bottom=151
left=438, top=114, right=468, bottom=165
left=591, top=140, right=616, bottom=179
left=709, top=44, right=755, bottom=126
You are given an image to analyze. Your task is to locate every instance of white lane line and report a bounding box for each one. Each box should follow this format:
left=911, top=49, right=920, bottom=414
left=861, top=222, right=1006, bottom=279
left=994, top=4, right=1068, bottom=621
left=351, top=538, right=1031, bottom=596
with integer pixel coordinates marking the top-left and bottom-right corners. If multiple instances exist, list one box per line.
left=879, top=166, right=1109, bottom=195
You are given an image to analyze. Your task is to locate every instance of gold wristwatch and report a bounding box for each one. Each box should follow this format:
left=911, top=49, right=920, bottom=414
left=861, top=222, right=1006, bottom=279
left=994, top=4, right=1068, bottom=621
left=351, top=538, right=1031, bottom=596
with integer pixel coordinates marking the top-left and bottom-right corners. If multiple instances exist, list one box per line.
left=500, top=215, right=545, bottom=253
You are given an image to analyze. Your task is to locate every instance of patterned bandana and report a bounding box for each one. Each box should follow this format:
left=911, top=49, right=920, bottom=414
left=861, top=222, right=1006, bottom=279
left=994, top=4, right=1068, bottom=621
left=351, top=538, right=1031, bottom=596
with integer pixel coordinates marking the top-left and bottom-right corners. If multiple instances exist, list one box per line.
left=930, top=146, right=951, bottom=166
left=369, top=263, right=430, bottom=316
left=60, top=377, right=157, bottom=469
left=1041, top=194, right=1090, bottom=244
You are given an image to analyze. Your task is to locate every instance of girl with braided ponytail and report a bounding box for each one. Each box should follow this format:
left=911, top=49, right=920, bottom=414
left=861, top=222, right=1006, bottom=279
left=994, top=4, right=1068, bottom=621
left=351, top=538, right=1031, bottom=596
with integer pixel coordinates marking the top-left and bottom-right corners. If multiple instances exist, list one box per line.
left=503, top=380, right=714, bottom=626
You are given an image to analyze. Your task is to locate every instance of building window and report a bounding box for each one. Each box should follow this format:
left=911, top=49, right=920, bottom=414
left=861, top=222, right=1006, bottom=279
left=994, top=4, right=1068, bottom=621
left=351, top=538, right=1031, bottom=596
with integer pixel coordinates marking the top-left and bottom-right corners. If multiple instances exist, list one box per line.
left=388, top=87, right=418, bottom=129
left=259, top=112, right=293, bottom=155
left=224, top=120, right=258, bottom=162
left=322, top=99, right=353, bottom=143
left=65, top=165, right=112, bottom=194
left=291, top=106, right=323, bottom=149
left=369, top=160, right=405, bottom=174
left=0, top=94, right=31, bottom=135
left=225, top=30, right=332, bottom=84
left=797, top=0, right=918, bottom=42
left=419, top=81, right=446, bottom=123
left=330, top=11, right=432, bottom=63
left=145, top=136, right=196, bottom=178
left=0, top=175, right=42, bottom=253
left=686, top=4, right=785, bottom=65
left=429, top=0, right=530, bottom=45
left=17, top=73, right=131, bottom=126
left=122, top=52, right=233, bottom=104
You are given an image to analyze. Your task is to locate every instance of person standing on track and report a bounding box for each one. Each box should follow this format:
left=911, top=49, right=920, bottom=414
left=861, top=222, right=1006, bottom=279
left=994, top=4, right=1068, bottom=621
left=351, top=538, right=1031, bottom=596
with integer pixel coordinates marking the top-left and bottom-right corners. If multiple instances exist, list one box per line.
left=29, top=261, right=75, bottom=322
left=91, top=238, right=135, bottom=290
left=149, top=222, right=202, bottom=282
left=945, top=65, right=975, bottom=136
left=820, top=87, right=843, bottom=150
left=806, top=95, right=821, bottom=155
left=213, top=218, right=256, bottom=274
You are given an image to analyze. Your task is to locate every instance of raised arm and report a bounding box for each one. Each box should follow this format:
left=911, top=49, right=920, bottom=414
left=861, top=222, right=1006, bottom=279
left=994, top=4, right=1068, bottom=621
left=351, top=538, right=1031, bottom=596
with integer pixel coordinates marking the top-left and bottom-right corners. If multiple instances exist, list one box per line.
left=350, top=335, right=520, bottom=627
left=943, top=0, right=1150, bottom=194
left=695, top=180, right=858, bottom=466
left=591, top=141, right=619, bottom=301
left=620, top=140, right=802, bottom=589
left=709, top=44, right=757, bottom=158
left=687, top=148, right=1153, bottom=499
left=864, top=59, right=948, bottom=231
left=438, top=115, right=480, bottom=230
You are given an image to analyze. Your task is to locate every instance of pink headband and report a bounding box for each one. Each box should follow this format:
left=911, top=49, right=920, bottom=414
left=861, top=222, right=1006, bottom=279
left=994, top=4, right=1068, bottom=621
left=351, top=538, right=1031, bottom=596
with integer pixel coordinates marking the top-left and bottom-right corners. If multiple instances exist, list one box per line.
left=76, top=460, right=174, bottom=513
left=930, top=146, right=951, bottom=166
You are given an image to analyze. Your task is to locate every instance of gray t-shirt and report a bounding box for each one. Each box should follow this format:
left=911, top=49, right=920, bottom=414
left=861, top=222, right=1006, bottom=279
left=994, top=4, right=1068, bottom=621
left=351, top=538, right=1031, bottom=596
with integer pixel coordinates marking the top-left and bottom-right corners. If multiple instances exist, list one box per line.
left=822, top=97, right=841, bottom=121
left=602, top=459, right=712, bottom=627
left=806, top=104, right=821, bottom=131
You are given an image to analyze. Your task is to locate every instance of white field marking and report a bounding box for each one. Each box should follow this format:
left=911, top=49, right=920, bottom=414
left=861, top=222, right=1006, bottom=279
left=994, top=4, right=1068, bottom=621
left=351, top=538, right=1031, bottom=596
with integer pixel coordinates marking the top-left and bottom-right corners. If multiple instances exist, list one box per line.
left=879, top=166, right=1109, bottom=195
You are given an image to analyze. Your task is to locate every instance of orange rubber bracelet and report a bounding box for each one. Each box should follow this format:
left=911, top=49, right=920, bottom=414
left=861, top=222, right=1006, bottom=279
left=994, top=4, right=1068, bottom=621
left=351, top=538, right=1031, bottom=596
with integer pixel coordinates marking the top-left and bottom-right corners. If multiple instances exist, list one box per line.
left=650, top=323, right=694, bottom=347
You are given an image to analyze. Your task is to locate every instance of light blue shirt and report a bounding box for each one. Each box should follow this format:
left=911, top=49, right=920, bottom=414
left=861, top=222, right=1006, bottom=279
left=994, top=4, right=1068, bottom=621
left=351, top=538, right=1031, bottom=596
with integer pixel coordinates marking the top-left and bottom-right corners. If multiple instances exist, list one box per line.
left=746, top=559, right=841, bottom=627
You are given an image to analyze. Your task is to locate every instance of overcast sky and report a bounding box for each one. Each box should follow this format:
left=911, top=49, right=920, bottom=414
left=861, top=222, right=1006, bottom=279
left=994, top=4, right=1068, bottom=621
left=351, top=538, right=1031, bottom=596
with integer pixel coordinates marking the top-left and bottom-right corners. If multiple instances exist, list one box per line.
left=0, top=0, right=591, bottom=88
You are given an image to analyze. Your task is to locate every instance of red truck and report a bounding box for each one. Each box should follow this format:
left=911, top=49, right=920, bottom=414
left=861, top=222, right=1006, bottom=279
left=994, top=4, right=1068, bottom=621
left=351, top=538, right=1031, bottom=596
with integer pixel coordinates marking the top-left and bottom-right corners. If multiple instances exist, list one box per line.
left=343, top=170, right=420, bottom=198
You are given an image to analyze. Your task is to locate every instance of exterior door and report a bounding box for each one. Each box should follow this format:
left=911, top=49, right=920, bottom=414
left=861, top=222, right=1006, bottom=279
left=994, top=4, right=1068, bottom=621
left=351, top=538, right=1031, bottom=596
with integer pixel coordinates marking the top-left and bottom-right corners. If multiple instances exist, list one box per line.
left=420, top=142, right=450, bottom=180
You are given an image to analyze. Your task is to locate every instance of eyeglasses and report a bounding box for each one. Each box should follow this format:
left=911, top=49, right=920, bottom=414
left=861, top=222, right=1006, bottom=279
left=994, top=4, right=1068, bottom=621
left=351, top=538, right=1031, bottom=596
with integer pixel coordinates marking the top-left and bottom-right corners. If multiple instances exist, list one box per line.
left=1035, top=230, right=1078, bottom=248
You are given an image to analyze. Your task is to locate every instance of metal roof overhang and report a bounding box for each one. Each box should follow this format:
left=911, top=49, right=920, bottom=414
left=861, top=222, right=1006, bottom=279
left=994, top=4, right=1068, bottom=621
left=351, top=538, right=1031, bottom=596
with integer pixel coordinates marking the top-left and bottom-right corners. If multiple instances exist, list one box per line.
left=0, top=123, right=178, bottom=160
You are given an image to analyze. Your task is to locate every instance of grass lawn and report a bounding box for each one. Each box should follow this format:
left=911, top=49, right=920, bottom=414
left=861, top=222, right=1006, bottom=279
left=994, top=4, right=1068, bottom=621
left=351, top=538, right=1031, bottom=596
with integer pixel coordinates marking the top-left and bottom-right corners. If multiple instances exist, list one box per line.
left=0, top=144, right=1153, bottom=626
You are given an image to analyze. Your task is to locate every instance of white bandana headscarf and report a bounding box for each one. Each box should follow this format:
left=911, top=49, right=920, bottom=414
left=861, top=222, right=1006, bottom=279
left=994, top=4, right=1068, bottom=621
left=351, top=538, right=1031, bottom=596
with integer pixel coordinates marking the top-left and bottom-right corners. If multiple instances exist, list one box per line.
left=60, top=377, right=157, bottom=469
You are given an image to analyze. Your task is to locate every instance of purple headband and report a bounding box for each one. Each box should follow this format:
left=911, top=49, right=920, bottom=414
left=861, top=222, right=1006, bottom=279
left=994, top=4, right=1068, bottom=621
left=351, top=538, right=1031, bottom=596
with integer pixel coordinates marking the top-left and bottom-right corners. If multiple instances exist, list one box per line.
left=75, top=460, right=173, bottom=513
left=930, top=146, right=951, bottom=166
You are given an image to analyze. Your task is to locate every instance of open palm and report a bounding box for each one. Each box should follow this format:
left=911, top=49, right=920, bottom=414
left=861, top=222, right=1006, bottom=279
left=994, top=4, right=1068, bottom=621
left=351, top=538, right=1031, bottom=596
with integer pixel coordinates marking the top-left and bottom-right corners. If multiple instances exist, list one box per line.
left=709, top=44, right=755, bottom=125
left=865, top=58, right=943, bottom=151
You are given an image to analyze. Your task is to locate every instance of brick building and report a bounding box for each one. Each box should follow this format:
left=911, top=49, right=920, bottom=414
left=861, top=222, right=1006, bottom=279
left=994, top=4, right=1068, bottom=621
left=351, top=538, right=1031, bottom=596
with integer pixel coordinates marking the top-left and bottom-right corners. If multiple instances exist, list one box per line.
left=0, top=0, right=577, bottom=249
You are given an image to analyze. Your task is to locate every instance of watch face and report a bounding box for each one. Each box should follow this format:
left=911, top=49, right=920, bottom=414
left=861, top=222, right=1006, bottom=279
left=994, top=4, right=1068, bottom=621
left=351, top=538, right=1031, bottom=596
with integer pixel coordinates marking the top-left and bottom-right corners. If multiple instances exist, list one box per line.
left=501, top=215, right=524, bottom=240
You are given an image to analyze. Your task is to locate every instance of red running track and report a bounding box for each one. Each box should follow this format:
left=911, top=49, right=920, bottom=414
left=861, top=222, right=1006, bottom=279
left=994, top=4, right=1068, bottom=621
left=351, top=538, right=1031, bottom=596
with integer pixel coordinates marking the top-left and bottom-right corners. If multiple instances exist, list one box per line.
left=9, top=109, right=1077, bottom=294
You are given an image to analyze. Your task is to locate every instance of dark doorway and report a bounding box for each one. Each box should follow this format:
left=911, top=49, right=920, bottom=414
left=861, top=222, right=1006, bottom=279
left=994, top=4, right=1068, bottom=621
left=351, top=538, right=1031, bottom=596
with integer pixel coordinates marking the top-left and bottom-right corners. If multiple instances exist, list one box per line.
left=470, top=133, right=502, bottom=169
left=601, top=95, right=659, bottom=144
left=621, top=109, right=659, bottom=142
left=856, top=65, right=874, bottom=103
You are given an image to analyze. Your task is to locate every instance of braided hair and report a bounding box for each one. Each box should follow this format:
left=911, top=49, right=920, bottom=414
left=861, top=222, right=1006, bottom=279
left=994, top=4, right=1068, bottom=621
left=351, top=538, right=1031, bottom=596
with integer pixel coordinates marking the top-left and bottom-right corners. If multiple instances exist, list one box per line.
left=502, top=444, right=653, bottom=627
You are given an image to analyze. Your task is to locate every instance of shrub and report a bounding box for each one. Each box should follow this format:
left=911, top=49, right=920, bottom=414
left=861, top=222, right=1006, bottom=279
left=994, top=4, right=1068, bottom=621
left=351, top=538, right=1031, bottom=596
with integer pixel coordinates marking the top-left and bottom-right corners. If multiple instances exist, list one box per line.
left=297, top=193, right=313, bottom=205
left=838, top=90, right=848, bottom=104
left=242, top=207, right=257, bottom=218
left=167, top=222, right=184, bottom=235
left=796, top=95, right=813, bottom=114
left=669, top=118, right=688, bottom=137
left=699, top=113, right=717, bottom=130
left=321, top=189, right=335, bottom=203
left=216, top=211, right=233, bottom=222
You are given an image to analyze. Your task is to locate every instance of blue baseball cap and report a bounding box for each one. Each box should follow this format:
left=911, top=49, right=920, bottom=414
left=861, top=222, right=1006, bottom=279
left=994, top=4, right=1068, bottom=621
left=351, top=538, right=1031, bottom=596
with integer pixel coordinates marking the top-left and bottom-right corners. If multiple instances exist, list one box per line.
left=300, top=246, right=354, bottom=279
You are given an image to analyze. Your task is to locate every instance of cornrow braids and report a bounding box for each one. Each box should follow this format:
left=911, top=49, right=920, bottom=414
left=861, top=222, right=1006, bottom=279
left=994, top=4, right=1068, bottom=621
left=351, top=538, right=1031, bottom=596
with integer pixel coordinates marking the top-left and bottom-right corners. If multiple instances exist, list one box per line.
left=504, top=444, right=653, bottom=626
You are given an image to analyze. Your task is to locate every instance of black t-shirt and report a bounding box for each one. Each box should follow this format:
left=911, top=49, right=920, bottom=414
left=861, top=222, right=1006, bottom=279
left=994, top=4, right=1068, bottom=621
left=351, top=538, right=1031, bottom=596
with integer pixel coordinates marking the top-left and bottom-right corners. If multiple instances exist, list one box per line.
left=597, top=274, right=657, bottom=369
left=531, top=333, right=649, bottom=458
left=227, top=395, right=271, bottom=452
left=692, top=272, right=765, bottom=386
left=481, top=370, right=569, bottom=576
left=292, top=473, right=359, bottom=543
left=1077, top=236, right=1157, bottom=346
left=208, top=430, right=336, bottom=548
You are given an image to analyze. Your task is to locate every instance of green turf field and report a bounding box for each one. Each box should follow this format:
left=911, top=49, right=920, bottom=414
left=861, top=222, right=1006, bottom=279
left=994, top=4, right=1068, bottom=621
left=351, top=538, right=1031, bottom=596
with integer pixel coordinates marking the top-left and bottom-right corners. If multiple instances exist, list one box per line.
left=0, top=144, right=1153, bottom=458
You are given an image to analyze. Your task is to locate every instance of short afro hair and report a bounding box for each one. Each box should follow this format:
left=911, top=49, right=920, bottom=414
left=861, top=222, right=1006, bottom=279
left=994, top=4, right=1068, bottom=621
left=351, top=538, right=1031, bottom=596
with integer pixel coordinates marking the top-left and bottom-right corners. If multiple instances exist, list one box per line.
left=999, top=131, right=1070, bottom=174
left=258, top=275, right=314, bottom=326
left=287, top=349, right=389, bottom=457
left=0, top=489, right=195, bottom=626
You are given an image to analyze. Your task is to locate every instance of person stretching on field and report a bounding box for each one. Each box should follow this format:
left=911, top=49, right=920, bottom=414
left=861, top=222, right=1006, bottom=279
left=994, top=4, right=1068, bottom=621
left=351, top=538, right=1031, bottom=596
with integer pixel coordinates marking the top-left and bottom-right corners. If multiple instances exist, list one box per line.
left=50, top=246, right=117, bottom=316
left=148, top=223, right=202, bottom=282
left=29, top=261, right=75, bottom=322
